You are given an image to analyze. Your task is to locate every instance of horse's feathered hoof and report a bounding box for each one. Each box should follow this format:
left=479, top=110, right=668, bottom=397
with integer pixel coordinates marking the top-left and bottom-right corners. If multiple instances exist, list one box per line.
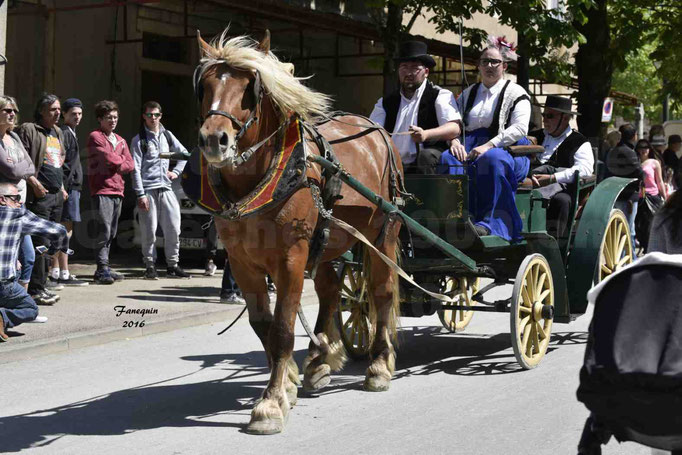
left=285, top=381, right=298, bottom=407
left=246, top=417, right=286, bottom=435
left=363, top=375, right=391, bottom=392
left=303, top=362, right=331, bottom=392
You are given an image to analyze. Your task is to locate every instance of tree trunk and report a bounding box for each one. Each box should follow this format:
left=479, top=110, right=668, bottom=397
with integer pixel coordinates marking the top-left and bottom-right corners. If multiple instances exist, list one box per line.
left=516, top=31, right=530, bottom=92
left=382, top=2, right=402, bottom=97
left=574, top=0, right=612, bottom=141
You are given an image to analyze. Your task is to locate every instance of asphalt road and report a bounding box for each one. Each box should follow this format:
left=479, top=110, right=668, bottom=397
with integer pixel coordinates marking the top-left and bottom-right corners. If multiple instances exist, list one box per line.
left=2, top=285, right=657, bottom=455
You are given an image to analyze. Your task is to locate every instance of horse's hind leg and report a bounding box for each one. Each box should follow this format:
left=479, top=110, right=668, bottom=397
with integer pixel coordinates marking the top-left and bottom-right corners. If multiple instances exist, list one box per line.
left=364, top=236, right=400, bottom=392
left=303, top=261, right=347, bottom=391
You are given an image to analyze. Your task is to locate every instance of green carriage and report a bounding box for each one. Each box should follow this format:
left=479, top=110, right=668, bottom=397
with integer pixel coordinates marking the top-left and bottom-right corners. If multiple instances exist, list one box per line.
left=325, top=154, right=637, bottom=370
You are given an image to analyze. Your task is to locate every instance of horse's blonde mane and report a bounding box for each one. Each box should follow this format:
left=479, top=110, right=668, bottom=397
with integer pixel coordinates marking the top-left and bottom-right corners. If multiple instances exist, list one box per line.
left=198, top=30, right=332, bottom=121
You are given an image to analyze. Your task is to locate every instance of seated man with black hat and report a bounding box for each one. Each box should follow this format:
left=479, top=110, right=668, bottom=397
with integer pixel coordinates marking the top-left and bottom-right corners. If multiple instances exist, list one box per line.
left=529, top=95, right=594, bottom=238
left=369, top=41, right=461, bottom=174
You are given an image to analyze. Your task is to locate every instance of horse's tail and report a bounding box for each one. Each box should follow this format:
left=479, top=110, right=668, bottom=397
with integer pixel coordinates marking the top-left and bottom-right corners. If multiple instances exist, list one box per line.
left=364, top=240, right=401, bottom=348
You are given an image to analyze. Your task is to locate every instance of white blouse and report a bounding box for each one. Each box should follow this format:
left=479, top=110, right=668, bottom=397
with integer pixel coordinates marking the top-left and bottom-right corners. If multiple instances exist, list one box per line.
left=458, top=79, right=531, bottom=148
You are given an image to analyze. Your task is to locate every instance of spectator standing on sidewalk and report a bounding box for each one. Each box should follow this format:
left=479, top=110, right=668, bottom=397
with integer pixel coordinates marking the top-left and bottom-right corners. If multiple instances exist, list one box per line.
left=0, top=182, right=69, bottom=340
left=0, top=96, right=36, bottom=293
left=16, top=94, right=67, bottom=305
left=130, top=101, right=190, bottom=279
left=87, top=100, right=134, bottom=285
left=204, top=219, right=243, bottom=303
left=50, top=98, right=87, bottom=286
left=663, top=134, right=682, bottom=189
left=606, top=123, right=643, bottom=249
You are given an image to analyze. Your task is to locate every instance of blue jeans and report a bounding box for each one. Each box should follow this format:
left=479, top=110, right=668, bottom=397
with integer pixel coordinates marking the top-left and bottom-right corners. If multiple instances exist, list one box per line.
left=0, top=279, right=38, bottom=329
left=17, top=235, right=35, bottom=284
left=614, top=199, right=638, bottom=249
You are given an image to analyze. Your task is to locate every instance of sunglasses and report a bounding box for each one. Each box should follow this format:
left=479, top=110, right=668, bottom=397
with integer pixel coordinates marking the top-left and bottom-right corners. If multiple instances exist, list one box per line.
left=542, top=113, right=557, bottom=119
left=145, top=113, right=162, bottom=118
left=2, top=194, right=21, bottom=202
left=1, top=108, right=18, bottom=115
left=480, top=58, right=503, bottom=67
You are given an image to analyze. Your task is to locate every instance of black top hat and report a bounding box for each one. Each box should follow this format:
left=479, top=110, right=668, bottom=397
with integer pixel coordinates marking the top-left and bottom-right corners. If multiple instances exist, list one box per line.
left=542, top=95, right=579, bottom=115
left=394, top=41, right=436, bottom=68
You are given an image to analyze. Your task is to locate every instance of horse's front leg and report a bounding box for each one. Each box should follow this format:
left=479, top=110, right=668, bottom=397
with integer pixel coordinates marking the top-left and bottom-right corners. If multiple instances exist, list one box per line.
left=246, top=244, right=307, bottom=435
left=303, top=261, right=346, bottom=391
left=230, top=257, right=300, bottom=409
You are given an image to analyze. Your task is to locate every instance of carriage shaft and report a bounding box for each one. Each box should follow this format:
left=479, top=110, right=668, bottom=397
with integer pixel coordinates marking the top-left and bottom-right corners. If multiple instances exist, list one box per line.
left=309, top=155, right=477, bottom=272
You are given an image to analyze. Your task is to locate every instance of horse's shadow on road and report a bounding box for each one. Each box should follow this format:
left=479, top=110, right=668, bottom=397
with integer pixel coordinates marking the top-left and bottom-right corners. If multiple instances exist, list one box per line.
left=0, top=329, right=587, bottom=451
left=0, top=352, right=271, bottom=452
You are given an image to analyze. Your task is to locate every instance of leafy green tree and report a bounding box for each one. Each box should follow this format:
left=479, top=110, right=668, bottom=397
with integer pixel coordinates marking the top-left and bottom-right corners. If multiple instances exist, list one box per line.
left=611, top=43, right=663, bottom=123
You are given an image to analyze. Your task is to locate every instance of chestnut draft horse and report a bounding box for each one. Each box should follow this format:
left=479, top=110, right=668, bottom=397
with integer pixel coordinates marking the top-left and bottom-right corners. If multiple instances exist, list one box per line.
left=194, top=30, right=403, bottom=434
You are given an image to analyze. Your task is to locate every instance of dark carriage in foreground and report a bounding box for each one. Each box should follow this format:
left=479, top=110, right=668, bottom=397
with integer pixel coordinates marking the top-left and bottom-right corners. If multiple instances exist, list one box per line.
left=324, top=152, right=636, bottom=369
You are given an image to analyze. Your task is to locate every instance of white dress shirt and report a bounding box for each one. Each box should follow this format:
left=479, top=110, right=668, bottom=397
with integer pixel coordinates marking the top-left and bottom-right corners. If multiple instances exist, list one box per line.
left=539, top=125, right=594, bottom=184
left=370, top=80, right=461, bottom=164
left=460, top=79, right=531, bottom=148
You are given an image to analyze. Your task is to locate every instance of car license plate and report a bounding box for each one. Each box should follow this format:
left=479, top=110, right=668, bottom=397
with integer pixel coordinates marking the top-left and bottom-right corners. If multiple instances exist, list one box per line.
left=179, top=237, right=205, bottom=249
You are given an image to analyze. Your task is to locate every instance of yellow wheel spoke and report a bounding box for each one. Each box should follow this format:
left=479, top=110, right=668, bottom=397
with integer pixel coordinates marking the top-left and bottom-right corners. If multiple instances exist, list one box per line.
left=521, top=285, right=532, bottom=307
left=601, top=264, right=611, bottom=276
left=537, top=272, right=547, bottom=295
left=538, top=289, right=551, bottom=303
left=618, top=254, right=632, bottom=267
left=616, top=235, right=627, bottom=260
left=536, top=322, right=548, bottom=341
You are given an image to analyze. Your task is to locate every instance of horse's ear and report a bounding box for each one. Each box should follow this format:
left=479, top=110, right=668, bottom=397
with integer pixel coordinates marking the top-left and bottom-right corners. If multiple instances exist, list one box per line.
left=197, top=30, right=213, bottom=58
left=257, top=30, right=271, bottom=54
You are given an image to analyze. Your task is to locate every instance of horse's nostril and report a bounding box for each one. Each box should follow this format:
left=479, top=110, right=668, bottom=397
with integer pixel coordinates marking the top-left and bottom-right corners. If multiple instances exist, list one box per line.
left=219, top=132, right=229, bottom=147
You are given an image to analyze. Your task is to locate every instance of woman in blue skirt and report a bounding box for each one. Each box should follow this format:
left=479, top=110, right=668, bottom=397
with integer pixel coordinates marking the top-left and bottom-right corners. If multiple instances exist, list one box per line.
left=439, top=36, right=531, bottom=242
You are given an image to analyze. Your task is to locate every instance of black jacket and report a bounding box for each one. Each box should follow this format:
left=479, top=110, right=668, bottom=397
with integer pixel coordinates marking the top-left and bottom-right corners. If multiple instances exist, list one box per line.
left=60, top=126, right=83, bottom=191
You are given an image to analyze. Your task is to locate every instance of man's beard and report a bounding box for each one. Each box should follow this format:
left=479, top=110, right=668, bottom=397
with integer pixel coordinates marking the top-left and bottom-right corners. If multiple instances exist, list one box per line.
left=401, top=81, right=419, bottom=96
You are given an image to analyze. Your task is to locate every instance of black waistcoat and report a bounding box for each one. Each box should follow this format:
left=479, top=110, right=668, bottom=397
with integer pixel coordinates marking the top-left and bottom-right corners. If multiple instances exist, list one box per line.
left=535, top=129, right=589, bottom=168
left=382, top=81, right=448, bottom=151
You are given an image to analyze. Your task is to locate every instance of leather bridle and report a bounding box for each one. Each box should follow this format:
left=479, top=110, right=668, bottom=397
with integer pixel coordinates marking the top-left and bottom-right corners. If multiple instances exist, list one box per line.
left=195, top=65, right=265, bottom=152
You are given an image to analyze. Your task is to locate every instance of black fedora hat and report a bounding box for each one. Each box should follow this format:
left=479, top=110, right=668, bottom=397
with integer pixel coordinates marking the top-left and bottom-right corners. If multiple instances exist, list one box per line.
left=394, top=41, right=436, bottom=68
left=542, top=95, right=580, bottom=115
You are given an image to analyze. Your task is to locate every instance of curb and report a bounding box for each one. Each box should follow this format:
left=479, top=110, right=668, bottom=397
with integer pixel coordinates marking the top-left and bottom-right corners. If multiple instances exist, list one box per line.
left=0, top=304, right=249, bottom=365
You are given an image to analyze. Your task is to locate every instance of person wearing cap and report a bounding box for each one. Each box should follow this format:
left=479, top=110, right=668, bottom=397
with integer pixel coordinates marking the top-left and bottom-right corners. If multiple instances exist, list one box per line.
left=663, top=134, right=682, bottom=189
left=49, top=98, right=87, bottom=286
left=528, top=95, right=594, bottom=238
left=438, top=35, right=532, bottom=241
left=369, top=40, right=461, bottom=174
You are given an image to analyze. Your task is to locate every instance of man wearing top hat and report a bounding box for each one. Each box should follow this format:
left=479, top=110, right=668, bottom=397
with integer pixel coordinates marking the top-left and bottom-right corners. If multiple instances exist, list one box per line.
left=529, top=95, right=594, bottom=238
left=369, top=41, right=461, bottom=173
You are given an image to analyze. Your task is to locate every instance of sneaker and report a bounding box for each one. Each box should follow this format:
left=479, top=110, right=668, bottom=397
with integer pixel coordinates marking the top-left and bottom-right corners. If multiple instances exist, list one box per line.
left=59, top=274, right=89, bottom=287
left=473, top=224, right=491, bottom=236
left=109, top=269, right=125, bottom=281
left=46, top=279, right=64, bottom=291
left=143, top=266, right=159, bottom=280
left=27, top=316, right=48, bottom=323
left=32, top=291, right=57, bottom=305
left=220, top=292, right=245, bottom=304
left=93, top=269, right=115, bottom=285
left=204, top=260, right=217, bottom=276
left=167, top=266, right=191, bottom=278
left=49, top=268, right=61, bottom=280
left=43, top=289, right=61, bottom=302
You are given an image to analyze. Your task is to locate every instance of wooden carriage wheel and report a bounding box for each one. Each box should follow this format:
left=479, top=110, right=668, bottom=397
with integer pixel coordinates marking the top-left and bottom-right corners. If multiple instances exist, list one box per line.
left=598, top=209, right=634, bottom=283
left=438, top=277, right=480, bottom=332
left=336, top=262, right=371, bottom=360
left=510, top=254, right=554, bottom=370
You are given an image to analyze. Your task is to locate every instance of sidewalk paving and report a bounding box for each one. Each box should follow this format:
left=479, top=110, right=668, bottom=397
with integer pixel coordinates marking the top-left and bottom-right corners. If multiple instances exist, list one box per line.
left=1, top=260, right=319, bottom=365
